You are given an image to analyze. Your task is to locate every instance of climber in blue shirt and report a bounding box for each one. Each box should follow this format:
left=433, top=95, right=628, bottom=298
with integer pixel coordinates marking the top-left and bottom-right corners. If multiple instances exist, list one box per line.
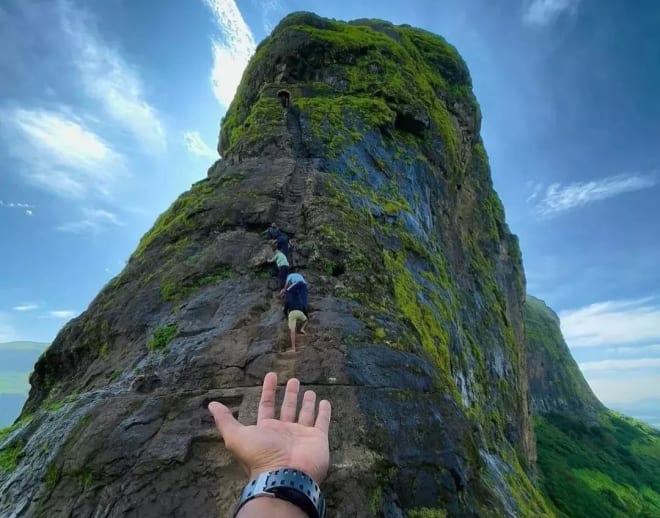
left=281, top=272, right=307, bottom=309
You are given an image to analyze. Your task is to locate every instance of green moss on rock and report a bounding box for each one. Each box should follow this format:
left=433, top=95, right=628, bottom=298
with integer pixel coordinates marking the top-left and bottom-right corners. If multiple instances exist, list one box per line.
left=147, top=324, right=179, bottom=352
left=383, top=250, right=451, bottom=381
left=407, top=508, right=447, bottom=518
left=0, top=442, right=22, bottom=472
left=133, top=180, right=224, bottom=259
left=220, top=13, right=473, bottom=174
left=45, top=462, right=60, bottom=492
left=160, top=266, right=233, bottom=302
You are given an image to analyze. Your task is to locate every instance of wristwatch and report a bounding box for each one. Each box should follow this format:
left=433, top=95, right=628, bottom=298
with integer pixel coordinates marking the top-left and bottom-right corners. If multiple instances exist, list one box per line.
left=233, top=468, right=326, bottom=518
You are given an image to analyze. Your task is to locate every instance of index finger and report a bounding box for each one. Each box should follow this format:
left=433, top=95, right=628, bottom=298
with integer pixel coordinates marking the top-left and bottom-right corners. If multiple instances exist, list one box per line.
left=257, top=372, right=278, bottom=424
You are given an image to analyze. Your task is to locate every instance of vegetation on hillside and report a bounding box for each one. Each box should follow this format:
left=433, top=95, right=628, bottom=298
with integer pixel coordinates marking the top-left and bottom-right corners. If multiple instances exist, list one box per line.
left=525, top=296, right=660, bottom=517
left=536, top=412, right=660, bottom=517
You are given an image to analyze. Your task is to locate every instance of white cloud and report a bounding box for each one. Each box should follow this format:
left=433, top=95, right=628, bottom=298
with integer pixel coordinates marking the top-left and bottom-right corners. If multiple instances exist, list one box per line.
left=580, top=358, right=660, bottom=372
left=526, top=182, right=543, bottom=203
left=57, top=208, right=124, bottom=234
left=13, top=304, right=38, bottom=312
left=533, top=173, right=657, bottom=217
left=560, top=298, right=660, bottom=348
left=587, top=374, right=660, bottom=405
left=203, top=0, right=256, bottom=107
left=523, top=0, right=581, bottom=25
left=2, top=107, right=123, bottom=198
left=1, top=200, right=35, bottom=216
left=0, top=201, right=34, bottom=209
left=183, top=131, right=217, bottom=159
left=49, top=310, right=76, bottom=319
left=60, top=2, right=166, bottom=152
left=606, top=343, right=660, bottom=356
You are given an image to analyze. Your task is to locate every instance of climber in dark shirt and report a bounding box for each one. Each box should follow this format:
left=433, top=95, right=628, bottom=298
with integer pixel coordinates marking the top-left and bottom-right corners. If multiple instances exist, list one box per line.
left=276, top=231, right=293, bottom=266
left=282, top=272, right=308, bottom=309
left=276, top=232, right=289, bottom=254
left=264, top=222, right=280, bottom=240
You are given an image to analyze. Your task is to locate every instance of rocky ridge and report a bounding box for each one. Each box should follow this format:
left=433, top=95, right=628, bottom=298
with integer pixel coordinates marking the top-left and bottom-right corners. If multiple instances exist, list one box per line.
left=524, top=295, right=603, bottom=419
left=1, top=13, right=550, bottom=517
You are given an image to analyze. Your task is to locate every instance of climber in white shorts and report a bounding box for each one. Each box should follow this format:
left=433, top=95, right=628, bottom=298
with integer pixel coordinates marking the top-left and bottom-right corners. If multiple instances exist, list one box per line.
left=283, top=281, right=308, bottom=352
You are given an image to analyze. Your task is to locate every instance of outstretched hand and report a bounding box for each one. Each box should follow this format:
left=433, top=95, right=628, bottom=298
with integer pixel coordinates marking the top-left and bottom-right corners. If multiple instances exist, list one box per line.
left=208, top=372, right=332, bottom=484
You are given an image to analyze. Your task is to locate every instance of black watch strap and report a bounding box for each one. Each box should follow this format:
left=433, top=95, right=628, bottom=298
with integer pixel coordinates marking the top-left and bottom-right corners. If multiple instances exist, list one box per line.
left=233, top=468, right=326, bottom=518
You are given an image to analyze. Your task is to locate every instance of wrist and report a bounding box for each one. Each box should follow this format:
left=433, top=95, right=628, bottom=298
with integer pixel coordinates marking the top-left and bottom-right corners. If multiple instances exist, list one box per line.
left=236, top=468, right=326, bottom=518
left=248, top=466, right=324, bottom=485
left=236, top=497, right=308, bottom=518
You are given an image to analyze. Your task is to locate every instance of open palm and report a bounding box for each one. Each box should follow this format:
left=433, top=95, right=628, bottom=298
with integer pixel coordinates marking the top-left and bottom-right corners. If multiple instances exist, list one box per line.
left=209, top=373, right=332, bottom=484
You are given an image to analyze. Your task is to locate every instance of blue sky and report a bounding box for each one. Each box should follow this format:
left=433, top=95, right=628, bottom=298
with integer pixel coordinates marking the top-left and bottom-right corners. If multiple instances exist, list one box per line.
left=1, top=0, right=659, bottom=415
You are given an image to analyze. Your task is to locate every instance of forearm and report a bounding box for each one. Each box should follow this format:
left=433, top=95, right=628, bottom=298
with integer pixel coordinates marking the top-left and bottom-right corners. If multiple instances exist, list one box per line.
left=236, top=497, right=307, bottom=518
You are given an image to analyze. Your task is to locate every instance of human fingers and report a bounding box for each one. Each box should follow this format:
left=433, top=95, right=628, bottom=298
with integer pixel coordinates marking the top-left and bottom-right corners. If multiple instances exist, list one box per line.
left=208, top=401, right=242, bottom=446
left=297, top=390, right=317, bottom=426
left=257, top=372, right=278, bottom=424
left=314, top=399, right=332, bottom=434
left=279, top=377, right=300, bottom=422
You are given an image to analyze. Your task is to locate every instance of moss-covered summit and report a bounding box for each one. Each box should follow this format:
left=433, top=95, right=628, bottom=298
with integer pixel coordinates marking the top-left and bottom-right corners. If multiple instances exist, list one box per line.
left=220, top=12, right=477, bottom=176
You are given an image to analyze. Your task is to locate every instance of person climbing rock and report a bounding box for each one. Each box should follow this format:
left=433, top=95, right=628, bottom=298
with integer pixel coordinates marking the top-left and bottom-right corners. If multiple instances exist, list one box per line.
left=281, top=272, right=308, bottom=309
left=276, top=231, right=292, bottom=264
left=269, top=245, right=289, bottom=290
left=284, top=286, right=308, bottom=352
left=264, top=222, right=280, bottom=240
left=208, top=372, right=331, bottom=517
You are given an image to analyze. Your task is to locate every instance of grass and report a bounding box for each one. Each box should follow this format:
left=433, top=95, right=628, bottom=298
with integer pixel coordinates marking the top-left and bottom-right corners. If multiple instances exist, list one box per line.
left=536, top=412, right=660, bottom=517
left=0, top=417, right=31, bottom=443
left=45, top=462, right=60, bottom=491
left=47, top=400, right=66, bottom=412
left=0, top=441, right=22, bottom=472
left=408, top=509, right=447, bottom=518
left=147, top=324, right=179, bottom=352
left=160, top=266, right=234, bottom=302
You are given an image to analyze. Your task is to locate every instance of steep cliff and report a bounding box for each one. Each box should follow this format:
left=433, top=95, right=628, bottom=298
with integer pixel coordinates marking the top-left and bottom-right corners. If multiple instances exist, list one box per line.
left=524, top=295, right=660, bottom=517
left=524, top=295, right=603, bottom=418
left=0, top=13, right=549, bottom=517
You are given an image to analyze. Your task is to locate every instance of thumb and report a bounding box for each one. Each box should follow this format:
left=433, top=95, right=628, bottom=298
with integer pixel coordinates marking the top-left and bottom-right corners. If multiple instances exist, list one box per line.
left=208, top=401, right=241, bottom=443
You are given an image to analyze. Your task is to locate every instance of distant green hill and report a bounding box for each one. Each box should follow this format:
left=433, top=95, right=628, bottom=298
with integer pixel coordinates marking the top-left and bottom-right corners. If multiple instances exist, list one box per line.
left=535, top=411, right=660, bottom=517
left=0, top=341, right=49, bottom=426
left=0, top=373, right=31, bottom=395
left=525, top=295, right=603, bottom=418
left=0, top=341, right=49, bottom=351
left=525, top=296, right=660, bottom=517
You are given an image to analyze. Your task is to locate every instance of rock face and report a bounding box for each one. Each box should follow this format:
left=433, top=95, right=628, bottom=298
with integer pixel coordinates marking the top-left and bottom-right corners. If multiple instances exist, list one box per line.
left=0, top=13, right=550, bottom=517
left=524, top=295, right=603, bottom=419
